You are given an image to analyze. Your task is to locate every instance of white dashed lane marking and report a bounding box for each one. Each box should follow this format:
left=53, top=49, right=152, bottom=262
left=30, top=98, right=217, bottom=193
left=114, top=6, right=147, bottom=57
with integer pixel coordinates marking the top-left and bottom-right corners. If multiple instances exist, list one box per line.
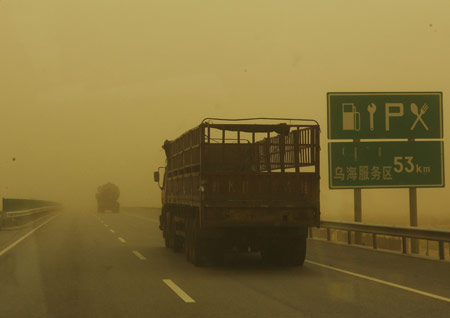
left=132, top=250, right=146, bottom=260
left=163, top=279, right=195, bottom=303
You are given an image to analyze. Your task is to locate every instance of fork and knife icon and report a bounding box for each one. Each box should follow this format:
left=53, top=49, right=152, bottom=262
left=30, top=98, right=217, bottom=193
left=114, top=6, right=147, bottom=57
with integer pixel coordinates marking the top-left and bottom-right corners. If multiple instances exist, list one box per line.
left=410, top=103, right=429, bottom=131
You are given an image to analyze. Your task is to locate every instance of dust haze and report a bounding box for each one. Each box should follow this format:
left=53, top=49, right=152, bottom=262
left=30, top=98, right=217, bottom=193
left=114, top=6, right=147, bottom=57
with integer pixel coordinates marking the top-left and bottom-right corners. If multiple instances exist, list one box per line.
left=1, top=1, right=449, bottom=226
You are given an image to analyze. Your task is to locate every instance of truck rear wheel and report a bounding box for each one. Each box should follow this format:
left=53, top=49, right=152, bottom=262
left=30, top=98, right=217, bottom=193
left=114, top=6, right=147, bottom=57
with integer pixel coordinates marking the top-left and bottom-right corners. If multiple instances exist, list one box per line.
left=169, top=219, right=183, bottom=253
left=167, top=228, right=183, bottom=252
left=185, top=211, right=207, bottom=266
left=163, top=207, right=183, bottom=252
left=184, top=215, right=192, bottom=261
left=160, top=208, right=169, bottom=248
left=286, top=235, right=307, bottom=266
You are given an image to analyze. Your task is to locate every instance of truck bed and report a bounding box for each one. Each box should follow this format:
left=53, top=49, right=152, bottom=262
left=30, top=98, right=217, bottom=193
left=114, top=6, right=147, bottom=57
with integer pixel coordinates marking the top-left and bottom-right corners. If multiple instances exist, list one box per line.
left=157, top=119, right=321, bottom=265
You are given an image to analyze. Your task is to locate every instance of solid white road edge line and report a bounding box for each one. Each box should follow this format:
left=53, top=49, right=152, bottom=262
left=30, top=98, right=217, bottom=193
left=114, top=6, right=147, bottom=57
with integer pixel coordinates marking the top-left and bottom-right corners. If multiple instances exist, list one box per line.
left=0, top=214, right=59, bottom=257
left=132, top=250, right=146, bottom=260
left=305, top=260, right=450, bottom=303
left=163, top=279, right=195, bottom=303
left=118, top=237, right=126, bottom=243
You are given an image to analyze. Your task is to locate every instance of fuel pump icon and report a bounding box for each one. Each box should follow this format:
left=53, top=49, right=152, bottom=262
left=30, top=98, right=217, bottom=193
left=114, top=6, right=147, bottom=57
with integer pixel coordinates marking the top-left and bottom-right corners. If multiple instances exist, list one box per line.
left=342, top=103, right=360, bottom=131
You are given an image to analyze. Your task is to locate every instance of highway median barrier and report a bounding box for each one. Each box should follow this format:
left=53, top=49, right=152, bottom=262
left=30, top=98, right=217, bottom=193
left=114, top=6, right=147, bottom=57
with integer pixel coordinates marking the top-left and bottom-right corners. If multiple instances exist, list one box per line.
left=1, top=198, right=61, bottom=230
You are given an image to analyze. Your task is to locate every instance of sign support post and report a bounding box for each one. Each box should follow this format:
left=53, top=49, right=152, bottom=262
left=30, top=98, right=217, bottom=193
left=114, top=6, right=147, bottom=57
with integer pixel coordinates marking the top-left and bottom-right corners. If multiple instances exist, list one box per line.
left=354, top=188, right=362, bottom=244
left=408, top=138, right=419, bottom=254
left=354, top=189, right=362, bottom=223
left=353, top=138, right=362, bottom=244
left=409, top=187, right=418, bottom=253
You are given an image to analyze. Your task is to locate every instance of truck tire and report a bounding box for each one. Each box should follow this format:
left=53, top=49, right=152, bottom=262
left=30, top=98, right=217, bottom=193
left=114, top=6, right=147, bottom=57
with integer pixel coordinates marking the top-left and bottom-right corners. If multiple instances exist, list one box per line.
left=160, top=208, right=170, bottom=248
left=173, top=236, right=183, bottom=253
left=185, top=212, right=206, bottom=266
left=191, top=239, right=207, bottom=266
left=164, top=235, right=170, bottom=248
left=167, top=228, right=181, bottom=252
left=185, top=213, right=193, bottom=261
left=167, top=209, right=183, bottom=253
left=184, top=220, right=191, bottom=261
left=284, top=235, right=307, bottom=266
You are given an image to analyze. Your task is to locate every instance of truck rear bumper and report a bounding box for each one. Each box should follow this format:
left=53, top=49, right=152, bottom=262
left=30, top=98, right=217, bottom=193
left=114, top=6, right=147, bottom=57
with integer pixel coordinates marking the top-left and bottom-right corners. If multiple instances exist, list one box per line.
left=196, top=225, right=308, bottom=252
left=203, top=206, right=318, bottom=228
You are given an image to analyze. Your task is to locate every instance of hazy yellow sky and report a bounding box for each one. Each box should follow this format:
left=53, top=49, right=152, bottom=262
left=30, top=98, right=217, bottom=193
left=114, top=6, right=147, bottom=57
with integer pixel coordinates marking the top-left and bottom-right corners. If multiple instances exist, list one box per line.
left=1, top=1, right=449, bottom=225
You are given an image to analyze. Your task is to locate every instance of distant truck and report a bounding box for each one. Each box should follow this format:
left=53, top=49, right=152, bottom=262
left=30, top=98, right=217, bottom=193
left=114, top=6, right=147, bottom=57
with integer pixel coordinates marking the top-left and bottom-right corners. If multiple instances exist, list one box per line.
left=96, top=183, right=120, bottom=213
left=154, top=118, right=320, bottom=266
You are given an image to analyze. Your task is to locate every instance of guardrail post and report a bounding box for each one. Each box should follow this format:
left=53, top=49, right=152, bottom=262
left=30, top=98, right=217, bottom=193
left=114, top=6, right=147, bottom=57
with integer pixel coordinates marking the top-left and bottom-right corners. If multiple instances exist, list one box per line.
left=353, top=138, right=363, bottom=245
left=318, top=220, right=450, bottom=260
left=438, top=241, right=445, bottom=260
left=372, top=233, right=377, bottom=249
left=402, top=237, right=407, bottom=254
left=409, top=186, right=419, bottom=254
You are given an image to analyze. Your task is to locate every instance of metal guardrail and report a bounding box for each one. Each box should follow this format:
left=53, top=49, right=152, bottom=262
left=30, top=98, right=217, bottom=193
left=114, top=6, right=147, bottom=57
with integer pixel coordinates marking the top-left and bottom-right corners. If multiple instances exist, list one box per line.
left=311, top=220, right=450, bottom=260
left=5, top=207, right=53, bottom=218
left=1, top=206, right=59, bottom=228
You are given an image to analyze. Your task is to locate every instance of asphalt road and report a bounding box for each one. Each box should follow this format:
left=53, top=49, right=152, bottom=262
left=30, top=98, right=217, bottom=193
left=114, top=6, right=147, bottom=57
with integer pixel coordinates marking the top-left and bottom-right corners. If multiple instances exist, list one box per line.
left=1, top=207, right=449, bottom=318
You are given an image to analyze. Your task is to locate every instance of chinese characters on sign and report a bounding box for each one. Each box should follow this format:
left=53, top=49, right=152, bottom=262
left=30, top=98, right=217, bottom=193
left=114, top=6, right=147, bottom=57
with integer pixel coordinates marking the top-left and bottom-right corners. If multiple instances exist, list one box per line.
left=328, top=141, right=444, bottom=189
left=333, top=166, right=393, bottom=182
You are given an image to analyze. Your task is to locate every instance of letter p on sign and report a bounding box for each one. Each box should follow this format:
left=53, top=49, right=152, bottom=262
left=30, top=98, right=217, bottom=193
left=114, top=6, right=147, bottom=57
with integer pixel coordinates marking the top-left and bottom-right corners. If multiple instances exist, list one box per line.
left=385, top=103, right=404, bottom=131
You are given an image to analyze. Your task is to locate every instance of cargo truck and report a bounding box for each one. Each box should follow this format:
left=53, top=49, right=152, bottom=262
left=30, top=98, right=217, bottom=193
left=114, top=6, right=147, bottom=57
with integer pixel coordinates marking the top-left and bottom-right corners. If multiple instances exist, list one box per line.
left=154, top=118, right=320, bottom=266
left=96, top=183, right=120, bottom=213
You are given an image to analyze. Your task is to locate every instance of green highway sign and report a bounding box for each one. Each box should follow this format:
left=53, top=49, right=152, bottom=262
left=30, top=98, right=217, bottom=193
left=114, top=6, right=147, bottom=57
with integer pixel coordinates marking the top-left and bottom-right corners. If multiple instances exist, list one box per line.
left=327, top=92, right=443, bottom=139
left=328, top=141, right=444, bottom=189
